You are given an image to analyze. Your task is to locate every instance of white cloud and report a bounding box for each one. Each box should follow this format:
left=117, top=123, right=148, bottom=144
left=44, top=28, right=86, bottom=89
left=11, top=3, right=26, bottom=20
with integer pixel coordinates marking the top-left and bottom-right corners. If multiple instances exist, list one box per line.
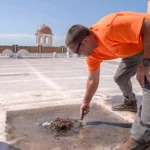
left=53, top=35, right=65, bottom=40
left=0, top=34, right=34, bottom=38
left=0, top=34, right=65, bottom=46
left=0, top=34, right=65, bottom=39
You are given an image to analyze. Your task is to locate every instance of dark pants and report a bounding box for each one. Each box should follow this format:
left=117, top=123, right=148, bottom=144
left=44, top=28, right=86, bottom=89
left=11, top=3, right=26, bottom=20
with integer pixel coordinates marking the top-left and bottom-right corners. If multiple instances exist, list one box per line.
left=114, top=52, right=150, bottom=142
left=114, top=52, right=143, bottom=101
left=131, top=77, right=150, bottom=142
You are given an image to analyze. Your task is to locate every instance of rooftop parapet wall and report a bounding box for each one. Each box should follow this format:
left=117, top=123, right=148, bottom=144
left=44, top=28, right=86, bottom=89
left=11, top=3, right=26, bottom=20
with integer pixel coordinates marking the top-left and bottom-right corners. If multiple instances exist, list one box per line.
left=0, top=45, right=67, bottom=53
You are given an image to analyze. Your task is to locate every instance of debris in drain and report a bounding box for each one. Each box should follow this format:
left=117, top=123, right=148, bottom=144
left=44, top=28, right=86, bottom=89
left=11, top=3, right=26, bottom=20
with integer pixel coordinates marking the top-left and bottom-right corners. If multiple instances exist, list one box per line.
left=41, top=117, right=83, bottom=134
left=50, top=118, right=73, bottom=132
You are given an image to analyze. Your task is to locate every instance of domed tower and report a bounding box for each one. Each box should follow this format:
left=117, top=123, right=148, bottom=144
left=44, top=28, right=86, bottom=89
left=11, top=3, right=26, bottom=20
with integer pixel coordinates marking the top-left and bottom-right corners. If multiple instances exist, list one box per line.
left=35, top=24, right=52, bottom=46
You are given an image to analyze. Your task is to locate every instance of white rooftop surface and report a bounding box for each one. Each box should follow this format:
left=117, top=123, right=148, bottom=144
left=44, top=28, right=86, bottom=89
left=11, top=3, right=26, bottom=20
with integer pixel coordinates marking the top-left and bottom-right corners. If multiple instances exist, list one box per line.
left=0, top=57, right=143, bottom=142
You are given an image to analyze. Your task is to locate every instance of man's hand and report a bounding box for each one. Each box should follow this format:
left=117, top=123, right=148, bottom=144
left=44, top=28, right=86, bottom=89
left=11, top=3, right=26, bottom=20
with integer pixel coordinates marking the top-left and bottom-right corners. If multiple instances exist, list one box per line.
left=80, top=101, right=90, bottom=116
left=136, top=64, right=150, bottom=88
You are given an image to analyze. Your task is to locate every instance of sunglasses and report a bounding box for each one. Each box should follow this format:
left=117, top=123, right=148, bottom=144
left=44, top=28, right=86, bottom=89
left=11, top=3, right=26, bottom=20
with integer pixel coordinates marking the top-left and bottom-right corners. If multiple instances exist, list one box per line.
left=75, top=39, right=83, bottom=54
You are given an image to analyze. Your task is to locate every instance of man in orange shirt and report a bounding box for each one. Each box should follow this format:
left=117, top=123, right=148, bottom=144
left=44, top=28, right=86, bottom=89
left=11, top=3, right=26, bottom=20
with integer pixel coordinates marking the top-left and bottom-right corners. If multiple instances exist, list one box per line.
left=65, top=12, right=150, bottom=149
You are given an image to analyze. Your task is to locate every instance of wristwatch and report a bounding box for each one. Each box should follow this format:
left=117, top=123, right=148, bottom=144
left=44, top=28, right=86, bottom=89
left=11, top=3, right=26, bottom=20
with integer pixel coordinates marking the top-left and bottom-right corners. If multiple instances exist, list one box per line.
left=143, top=58, right=150, bottom=67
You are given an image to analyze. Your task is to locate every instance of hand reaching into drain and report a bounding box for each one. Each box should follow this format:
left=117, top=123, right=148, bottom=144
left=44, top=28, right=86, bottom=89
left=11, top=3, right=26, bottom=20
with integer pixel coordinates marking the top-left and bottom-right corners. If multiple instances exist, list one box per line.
left=80, top=101, right=90, bottom=117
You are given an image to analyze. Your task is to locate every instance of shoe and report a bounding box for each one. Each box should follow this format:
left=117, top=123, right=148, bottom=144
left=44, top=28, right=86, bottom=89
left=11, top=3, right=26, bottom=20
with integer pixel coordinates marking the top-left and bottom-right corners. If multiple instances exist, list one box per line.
left=111, top=100, right=137, bottom=112
left=111, top=136, right=150, bottom=150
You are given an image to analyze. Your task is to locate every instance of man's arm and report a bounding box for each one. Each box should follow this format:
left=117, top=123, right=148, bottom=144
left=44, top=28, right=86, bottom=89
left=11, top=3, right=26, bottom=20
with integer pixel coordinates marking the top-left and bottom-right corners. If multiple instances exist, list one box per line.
left=84, top=67, right=100, bottom=104
left=136, top=18, right=150, bottom=87
left=80, top=67, right=100, bottom=115
left=140, top=18, right=150, bottom=59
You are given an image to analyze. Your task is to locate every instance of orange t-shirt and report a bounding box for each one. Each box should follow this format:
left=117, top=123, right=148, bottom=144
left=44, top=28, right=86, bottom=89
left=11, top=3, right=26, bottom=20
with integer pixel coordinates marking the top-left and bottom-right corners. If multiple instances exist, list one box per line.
left=86, top=11, right=150, bottom=72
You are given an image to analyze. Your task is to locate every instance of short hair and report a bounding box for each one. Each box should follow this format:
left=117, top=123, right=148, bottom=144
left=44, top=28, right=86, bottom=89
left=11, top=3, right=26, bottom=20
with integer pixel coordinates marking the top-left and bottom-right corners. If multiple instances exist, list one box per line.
left=65, top=24, right=90, bottom=46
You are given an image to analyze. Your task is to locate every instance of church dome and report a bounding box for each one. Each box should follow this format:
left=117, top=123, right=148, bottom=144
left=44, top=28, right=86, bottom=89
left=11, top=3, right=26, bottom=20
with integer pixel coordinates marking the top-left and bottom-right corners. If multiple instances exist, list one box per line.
left=36, top=24, right=52, bottom=34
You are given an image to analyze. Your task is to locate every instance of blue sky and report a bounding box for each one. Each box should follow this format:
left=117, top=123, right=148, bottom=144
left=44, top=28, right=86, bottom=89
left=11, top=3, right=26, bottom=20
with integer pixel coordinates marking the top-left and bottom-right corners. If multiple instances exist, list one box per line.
left=0, top=0, right=147, bottom=46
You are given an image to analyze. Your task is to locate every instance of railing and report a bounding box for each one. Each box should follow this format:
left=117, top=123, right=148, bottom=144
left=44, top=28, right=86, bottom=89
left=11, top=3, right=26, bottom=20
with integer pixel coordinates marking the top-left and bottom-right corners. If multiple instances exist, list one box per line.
left=0, top=45, right=78, bottom=58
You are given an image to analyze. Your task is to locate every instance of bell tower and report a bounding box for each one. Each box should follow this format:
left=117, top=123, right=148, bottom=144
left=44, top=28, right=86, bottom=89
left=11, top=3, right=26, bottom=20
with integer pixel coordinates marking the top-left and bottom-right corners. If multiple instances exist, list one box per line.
left=35, top=24, right=52, bottom=46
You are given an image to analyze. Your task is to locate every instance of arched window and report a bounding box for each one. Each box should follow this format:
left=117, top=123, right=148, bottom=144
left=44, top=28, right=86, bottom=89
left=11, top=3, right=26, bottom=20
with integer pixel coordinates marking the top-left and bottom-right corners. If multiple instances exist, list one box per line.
left=45, top=37, right=49, bottom=43
left=40, top=37, right=42, bottom=43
